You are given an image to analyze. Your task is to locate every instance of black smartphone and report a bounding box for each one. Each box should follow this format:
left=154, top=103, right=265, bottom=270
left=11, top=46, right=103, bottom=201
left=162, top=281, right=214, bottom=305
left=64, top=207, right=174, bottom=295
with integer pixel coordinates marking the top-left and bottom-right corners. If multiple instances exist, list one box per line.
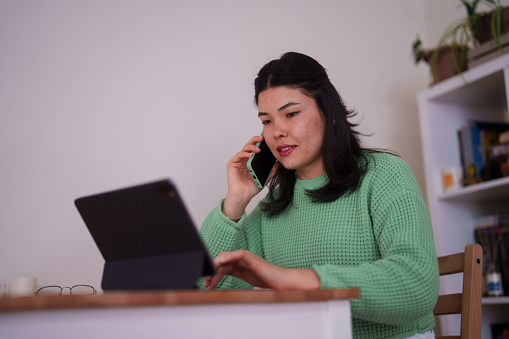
left=246, top=134, right=277, bottom=189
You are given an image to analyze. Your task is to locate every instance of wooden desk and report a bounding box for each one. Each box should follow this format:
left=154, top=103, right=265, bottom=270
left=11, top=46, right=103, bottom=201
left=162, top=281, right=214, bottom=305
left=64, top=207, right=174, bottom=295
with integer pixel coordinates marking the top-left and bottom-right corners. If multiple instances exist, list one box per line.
left=0, top=288, right=359, bottom=339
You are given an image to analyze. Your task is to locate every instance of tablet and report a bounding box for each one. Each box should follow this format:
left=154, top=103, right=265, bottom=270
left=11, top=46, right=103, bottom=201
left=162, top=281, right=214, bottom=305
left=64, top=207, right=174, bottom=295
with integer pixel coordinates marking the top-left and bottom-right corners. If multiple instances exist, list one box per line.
left=75, top=179, right=215, bottom=290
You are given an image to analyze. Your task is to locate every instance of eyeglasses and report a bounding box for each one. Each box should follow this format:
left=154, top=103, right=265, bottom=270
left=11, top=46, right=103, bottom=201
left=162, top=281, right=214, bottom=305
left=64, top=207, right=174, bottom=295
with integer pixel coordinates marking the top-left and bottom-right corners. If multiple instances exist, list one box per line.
left=35, top=285, right=97, bottom=296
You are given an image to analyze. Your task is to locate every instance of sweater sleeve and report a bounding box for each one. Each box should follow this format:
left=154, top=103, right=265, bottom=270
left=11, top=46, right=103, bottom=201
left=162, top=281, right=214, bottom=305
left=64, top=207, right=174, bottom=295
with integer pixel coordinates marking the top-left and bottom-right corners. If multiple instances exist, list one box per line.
left=198, top=199, right=265, bottom=289
left=313, top=157, right=439, bottom=326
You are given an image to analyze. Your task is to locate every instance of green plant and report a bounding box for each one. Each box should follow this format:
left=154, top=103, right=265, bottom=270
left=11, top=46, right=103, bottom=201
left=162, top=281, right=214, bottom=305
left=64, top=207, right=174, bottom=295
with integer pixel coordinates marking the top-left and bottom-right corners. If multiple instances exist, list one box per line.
left=462, top=0, right=484, bottom=44
left=433, top=0, right=506, bottom=51
left=433, top=1, right=481, bottom=61
left=412, top=34, right=468, bottom=83
left=412, top=0, right=506, bottom=83
left=412, top=35, right=426, bottom=64
left=483, top=0, right=505, bottom=49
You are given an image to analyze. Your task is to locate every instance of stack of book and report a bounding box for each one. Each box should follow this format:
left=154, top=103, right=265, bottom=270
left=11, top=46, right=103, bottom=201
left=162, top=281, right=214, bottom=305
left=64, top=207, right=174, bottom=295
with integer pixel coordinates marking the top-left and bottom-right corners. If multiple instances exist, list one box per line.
left=494, top=129, right=509, bottom=177
left=474, top=213, right=509, bottom=296
left=457, top=121, right=509, bottom=184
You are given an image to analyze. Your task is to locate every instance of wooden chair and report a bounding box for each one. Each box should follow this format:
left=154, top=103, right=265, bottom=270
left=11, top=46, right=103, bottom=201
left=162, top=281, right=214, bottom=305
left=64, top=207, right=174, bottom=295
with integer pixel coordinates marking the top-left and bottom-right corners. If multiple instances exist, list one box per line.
left=434, top=243, right=483, bottom=339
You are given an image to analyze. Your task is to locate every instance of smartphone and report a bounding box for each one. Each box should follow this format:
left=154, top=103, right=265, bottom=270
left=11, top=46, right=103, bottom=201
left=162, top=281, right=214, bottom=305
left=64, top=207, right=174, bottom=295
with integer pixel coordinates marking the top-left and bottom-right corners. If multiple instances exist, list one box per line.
left=246, top=134, right=277, bottom=189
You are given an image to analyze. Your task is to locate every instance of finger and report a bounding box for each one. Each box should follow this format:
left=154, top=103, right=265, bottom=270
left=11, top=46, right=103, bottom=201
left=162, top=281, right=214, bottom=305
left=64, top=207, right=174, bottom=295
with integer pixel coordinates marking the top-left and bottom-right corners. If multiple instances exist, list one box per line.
left=207, top=275, right=221, bottom=290
left=214, top=251, right=230, bottom=267
left=231, top=145, right=260, bottom=163
left=207, top=267, right=231, bottom=290
left=215, top=250, right=244, bottom=266
left=230, top=136, right=264, bottom=164
left=228, top=152, right=253, bottom=167
left=240, top=144, right=260, bottom=154
left=241, top=135, right=264, bottom=152
left=244, top=135, right=263, bottom=146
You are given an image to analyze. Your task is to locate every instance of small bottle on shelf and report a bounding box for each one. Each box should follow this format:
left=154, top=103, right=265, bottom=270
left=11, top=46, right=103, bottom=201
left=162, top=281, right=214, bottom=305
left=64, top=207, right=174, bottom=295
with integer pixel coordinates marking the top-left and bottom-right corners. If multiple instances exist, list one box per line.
left=487, top=263, right=504, bottom=297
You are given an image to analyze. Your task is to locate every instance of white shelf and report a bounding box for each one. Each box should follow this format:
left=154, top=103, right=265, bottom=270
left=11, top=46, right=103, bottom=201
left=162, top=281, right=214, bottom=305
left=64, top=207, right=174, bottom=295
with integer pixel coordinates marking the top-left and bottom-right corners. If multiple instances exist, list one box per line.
left=482, top=296, right=509, bottom=305
left=438, top=177, right=509, bottom=202
left=418, top=53, right=509, bottom=105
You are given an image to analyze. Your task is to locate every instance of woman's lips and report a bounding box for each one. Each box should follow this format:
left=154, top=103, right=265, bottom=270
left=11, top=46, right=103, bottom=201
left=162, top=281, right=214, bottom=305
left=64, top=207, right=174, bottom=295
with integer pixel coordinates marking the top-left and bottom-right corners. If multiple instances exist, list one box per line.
left=277, top=144, right=296, bottom=156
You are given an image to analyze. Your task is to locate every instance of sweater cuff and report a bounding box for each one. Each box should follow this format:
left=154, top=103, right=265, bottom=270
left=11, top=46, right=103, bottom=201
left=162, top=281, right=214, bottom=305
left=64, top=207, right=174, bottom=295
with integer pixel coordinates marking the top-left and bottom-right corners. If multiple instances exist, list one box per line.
left=312, top=265, right=332, bottom=288
left=216, top=199, right=246, bottom=228
left=312, top=264, right=353, bottom=289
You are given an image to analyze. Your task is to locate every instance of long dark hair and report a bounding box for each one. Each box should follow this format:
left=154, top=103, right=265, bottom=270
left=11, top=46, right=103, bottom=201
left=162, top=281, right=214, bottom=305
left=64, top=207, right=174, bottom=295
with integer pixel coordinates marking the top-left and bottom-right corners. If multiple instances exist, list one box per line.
left=254, top=52, right=374, bottom=216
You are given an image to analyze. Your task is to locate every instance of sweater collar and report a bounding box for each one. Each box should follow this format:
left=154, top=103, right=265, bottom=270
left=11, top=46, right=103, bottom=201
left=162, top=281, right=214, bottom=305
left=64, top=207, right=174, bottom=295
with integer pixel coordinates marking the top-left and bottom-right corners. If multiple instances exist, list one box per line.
left=294, top=173, right=329, bottom=191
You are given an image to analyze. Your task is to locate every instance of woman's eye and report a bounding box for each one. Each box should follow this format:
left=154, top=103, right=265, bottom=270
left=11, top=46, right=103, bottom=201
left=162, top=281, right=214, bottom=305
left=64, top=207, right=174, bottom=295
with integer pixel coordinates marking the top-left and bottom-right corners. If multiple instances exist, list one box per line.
left=261, top=120, right=271, bottom=125
left=287, top=112, right=298, bottom=118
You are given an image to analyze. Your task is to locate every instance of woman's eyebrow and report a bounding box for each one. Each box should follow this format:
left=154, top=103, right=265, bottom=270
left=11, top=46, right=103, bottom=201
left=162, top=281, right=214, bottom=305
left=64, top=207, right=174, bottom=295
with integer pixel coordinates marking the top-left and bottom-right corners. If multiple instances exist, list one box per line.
left=278, top=102, right=300, bottom=111
left=258, top=102, right=301, bottom=117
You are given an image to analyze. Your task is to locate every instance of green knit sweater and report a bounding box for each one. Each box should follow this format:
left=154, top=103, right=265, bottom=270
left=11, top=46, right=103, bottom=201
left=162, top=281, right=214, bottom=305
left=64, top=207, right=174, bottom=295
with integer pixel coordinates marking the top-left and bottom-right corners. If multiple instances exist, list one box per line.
left=199, top=152, right=439, bottom=339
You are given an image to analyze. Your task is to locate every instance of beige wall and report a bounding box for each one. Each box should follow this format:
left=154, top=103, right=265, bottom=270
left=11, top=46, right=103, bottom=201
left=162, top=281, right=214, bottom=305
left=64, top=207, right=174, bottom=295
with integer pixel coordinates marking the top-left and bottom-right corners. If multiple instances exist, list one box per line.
left=0, top=0, right=480, bottom=289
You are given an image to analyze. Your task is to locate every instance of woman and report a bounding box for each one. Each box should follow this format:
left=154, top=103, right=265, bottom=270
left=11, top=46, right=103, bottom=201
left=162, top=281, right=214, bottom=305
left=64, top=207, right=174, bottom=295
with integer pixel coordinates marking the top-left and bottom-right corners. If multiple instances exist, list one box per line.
left=200, top=52, right=439, bottom=339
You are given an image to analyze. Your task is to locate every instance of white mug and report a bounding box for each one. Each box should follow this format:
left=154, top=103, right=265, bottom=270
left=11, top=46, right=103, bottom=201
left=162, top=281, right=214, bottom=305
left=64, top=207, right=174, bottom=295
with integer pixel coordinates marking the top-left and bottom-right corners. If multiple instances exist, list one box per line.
left=9, top=277, right=37, bottom=297
left=442, top=166, right=463, bottom=191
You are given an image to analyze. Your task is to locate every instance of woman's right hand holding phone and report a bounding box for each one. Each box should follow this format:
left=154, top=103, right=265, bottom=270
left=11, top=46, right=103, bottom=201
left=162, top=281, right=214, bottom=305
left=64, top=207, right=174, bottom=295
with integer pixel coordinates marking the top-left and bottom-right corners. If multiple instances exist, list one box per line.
left=222, top=135, right=271, bottom=220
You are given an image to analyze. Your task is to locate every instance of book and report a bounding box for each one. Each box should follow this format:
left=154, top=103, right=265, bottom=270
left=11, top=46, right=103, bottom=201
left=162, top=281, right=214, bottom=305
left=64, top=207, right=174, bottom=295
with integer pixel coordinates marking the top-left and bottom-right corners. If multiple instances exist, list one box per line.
left=458, top=121, right=509, bottom=178
left=480, top=129, right=504, bottom=164
left=492, top=143, right=509, bottom=158
left=500, top=130, right=509, bottom=144
left=458, top=124, right=475, bottom=177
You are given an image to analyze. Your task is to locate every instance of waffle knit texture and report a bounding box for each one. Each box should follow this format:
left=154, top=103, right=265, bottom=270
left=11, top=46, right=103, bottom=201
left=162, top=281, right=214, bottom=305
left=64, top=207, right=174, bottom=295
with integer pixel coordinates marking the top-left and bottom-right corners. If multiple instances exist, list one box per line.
left=199, top=152, right=439, bottom=339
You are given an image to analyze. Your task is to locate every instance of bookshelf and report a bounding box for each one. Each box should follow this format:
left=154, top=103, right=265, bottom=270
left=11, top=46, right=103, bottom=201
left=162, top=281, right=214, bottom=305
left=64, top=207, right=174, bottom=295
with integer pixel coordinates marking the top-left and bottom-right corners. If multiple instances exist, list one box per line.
left=417, top=54, right=509, bottom=338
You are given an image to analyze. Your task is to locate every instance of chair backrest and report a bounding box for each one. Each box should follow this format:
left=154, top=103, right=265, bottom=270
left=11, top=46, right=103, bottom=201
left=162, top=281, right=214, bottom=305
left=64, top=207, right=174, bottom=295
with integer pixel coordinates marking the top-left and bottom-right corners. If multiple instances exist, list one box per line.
left=434, top=243, right=483, bottom=339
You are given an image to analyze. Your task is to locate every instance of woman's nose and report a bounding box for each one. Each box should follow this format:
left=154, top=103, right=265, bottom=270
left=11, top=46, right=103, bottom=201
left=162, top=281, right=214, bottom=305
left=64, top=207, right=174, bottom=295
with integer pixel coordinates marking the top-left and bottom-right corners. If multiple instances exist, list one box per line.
left=272, top=121, right=287, bottom=139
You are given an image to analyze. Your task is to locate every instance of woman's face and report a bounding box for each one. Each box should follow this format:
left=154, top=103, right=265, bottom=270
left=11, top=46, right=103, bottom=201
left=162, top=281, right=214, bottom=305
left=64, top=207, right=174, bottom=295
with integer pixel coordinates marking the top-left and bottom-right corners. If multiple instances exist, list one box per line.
left=257, top=86, right=326, bottom=180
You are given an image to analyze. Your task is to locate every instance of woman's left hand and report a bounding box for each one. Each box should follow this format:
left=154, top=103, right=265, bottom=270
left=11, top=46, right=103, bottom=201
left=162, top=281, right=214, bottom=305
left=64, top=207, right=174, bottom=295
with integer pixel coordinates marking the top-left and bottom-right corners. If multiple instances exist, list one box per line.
left=204, top=250, right=321, bottom=290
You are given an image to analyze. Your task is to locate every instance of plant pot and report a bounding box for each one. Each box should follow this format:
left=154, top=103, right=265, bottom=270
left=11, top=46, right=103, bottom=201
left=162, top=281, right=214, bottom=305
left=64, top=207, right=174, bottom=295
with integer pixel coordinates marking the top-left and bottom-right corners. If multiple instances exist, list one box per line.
left=476, top=6, right=509, bottom=44
left=424, top=47, right=468, bottom=84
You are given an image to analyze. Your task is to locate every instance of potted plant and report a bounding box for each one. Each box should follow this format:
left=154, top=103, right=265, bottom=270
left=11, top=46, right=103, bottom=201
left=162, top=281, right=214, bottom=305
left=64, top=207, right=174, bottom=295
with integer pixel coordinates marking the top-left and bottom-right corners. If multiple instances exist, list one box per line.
left=412, top=35, right=469, bottom=84
left=412, top=0, right=480, bottom=84
left=468, top=0, right=509, bottom=67
left=413, top=0, right=507, bottom=84
left=476, top=0, right=508, bottom=46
